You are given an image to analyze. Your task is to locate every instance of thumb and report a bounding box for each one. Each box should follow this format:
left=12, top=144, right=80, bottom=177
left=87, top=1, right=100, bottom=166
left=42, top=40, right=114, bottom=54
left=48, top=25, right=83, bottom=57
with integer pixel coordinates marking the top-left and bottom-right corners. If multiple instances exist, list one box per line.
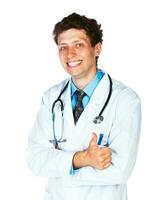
left=89, top=132, right=98, bottom=146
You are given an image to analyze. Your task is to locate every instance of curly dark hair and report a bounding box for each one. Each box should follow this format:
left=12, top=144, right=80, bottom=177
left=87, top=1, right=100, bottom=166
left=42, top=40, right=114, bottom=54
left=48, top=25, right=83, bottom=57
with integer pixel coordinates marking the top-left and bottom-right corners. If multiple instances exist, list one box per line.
left=53, top=13, right=103, bottom=47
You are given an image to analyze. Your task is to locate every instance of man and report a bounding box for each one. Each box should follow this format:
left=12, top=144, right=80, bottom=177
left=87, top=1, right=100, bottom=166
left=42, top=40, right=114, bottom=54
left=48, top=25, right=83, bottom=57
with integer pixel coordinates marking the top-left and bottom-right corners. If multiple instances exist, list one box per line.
left=27, top=13, right=141, bottom=200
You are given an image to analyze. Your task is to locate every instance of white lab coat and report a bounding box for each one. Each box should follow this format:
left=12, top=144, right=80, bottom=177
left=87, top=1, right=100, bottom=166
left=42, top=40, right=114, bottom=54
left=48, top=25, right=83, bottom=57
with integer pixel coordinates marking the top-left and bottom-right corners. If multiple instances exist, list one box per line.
left=27, top=72, right=141, bottom=200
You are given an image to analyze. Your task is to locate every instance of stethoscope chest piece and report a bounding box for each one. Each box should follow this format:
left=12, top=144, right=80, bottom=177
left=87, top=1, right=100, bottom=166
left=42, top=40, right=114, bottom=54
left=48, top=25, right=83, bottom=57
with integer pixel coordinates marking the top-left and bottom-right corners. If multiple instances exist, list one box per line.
left=93, top=115, right=104, bottom=124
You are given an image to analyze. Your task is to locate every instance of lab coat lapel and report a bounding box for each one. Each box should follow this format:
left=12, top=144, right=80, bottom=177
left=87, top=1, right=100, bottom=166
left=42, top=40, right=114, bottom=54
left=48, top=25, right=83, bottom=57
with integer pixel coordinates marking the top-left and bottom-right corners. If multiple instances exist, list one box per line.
left=74, top=73, right=110, bottom=132
left=62, top=80, right=75, bottom=132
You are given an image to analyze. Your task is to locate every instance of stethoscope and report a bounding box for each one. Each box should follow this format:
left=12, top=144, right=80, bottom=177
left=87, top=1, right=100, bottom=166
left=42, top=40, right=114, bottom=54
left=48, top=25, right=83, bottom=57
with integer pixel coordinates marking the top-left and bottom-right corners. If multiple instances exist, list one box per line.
left=50, top=74, right=112, bottom=148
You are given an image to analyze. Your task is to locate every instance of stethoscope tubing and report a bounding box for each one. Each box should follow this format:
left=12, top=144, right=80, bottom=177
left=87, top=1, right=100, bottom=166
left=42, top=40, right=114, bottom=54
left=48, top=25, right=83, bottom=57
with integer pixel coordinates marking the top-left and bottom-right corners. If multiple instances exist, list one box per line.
left=98, top=74, right=112, bottom=117
left=52, top=81, right=69, bottom=113
left=51, top=74, right=112, bottom=145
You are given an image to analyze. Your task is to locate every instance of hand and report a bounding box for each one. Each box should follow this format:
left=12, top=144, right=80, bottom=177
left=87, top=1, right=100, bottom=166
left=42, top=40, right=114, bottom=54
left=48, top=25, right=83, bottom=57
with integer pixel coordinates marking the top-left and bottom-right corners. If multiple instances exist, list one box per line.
left=85, top=133, right=112, bottom=170
left=73, top=133, right=112, bottom=170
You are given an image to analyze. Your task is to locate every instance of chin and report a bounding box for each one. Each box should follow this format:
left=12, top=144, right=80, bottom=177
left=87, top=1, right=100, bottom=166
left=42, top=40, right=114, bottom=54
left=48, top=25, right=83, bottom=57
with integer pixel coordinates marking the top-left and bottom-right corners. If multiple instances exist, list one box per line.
left=65, top=67, right=82, bottom=76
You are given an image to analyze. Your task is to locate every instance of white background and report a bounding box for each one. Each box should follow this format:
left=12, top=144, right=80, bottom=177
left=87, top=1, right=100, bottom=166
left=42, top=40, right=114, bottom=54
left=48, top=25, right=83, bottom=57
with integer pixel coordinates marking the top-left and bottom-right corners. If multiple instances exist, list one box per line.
left=0, top=0, right=158, bottom=199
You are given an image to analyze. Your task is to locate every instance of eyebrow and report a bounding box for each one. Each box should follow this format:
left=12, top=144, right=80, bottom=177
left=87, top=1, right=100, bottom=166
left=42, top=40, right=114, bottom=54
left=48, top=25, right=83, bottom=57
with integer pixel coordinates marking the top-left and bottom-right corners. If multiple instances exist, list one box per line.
left=58, top=39, right=85, bottom=46
left=58, top=43, right=67, bottom=46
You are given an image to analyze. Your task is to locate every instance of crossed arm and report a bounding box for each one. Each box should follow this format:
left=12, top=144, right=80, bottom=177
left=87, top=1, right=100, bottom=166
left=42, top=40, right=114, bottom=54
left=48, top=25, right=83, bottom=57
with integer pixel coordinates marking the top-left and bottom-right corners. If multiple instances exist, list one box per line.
left=27, top=89, right=141, bottom=186
left=73, top=133, right=112, bottom=170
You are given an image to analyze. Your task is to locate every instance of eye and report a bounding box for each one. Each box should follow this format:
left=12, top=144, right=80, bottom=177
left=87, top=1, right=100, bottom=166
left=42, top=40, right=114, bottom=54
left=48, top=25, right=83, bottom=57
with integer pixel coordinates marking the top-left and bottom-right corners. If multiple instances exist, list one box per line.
left=75, top=43, right=83, bottom=48
left=59, top=46, right=67, bottom=52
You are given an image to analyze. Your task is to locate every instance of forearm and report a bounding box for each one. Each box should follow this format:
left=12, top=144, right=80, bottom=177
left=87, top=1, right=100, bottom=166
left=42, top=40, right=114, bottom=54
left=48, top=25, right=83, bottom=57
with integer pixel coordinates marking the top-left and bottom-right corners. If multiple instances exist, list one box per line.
left=27, top=138, right=75, bottom=178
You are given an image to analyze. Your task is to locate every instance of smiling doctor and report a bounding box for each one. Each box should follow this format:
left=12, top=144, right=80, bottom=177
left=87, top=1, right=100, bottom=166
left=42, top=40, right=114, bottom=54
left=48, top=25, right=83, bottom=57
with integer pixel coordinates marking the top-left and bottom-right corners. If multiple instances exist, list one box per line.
left=27, top=13, right=141, bottom=200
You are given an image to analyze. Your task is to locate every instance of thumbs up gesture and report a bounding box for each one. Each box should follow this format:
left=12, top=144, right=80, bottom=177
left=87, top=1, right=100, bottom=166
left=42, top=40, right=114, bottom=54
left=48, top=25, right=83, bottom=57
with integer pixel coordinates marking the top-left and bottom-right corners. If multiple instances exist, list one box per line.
left=86, top=133, right=112, bottom=170
left=73, top=133, right=112, bottom=170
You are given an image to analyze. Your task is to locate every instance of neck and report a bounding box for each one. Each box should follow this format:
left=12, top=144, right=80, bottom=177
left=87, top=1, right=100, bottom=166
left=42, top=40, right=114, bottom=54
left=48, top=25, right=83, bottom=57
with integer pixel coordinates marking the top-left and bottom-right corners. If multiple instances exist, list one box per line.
left=72, top=68, right=97, bottom=90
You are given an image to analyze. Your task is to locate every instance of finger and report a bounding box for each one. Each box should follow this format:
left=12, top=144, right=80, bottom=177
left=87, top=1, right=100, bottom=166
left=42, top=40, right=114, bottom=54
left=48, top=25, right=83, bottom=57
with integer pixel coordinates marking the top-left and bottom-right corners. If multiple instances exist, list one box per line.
left=92, top=132, right=98, bottom=142
left=103, top=162, right=111, bottom=169
left=100, top=156, right=112, bottom=164
left=100, top=147, right=112, bottom=155
left=98, top=160, right=111, bottom=170
left=90, top=132, right=98, bottom=146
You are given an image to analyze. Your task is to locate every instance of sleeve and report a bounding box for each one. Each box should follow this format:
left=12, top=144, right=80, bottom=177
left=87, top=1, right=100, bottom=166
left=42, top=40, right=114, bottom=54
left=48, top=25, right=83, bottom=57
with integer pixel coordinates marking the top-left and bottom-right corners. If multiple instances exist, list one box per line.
left=26, top=91, right=75, bottom=178
left=66, top=89, right=141, bottom=186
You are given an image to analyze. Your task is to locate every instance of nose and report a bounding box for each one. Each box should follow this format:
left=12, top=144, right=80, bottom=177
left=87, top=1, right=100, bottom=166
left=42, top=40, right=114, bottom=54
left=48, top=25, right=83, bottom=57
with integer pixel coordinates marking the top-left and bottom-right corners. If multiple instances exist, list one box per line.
left=67, top=46, right=77, bottom=59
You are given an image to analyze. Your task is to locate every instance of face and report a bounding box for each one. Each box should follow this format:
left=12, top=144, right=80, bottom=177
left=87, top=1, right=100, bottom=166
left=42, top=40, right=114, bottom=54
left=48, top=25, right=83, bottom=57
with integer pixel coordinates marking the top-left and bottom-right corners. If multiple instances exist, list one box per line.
left=57, top=28, right=102, bottom=84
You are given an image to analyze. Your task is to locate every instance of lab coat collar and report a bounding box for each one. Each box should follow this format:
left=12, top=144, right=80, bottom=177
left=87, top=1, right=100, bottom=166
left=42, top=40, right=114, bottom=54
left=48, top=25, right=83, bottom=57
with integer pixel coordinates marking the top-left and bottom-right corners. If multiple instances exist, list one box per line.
left=88, top=72, right=110, bottom=106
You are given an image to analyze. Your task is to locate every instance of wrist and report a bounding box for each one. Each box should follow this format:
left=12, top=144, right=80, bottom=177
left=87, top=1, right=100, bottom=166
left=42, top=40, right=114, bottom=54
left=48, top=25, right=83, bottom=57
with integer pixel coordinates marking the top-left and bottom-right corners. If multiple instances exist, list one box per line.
left=73, top=150, right=89, bottom=169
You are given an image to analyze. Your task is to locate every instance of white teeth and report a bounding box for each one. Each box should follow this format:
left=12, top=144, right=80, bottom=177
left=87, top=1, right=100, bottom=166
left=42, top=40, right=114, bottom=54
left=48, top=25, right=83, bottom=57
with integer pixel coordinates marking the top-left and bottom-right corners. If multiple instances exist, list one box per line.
left=68, top=61, right=81, bottom=67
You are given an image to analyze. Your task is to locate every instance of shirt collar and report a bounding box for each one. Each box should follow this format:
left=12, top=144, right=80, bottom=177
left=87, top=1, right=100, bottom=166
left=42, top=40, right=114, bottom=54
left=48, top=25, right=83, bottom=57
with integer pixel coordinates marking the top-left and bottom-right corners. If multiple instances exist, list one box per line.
left=70, top=69, right=105, bottom=97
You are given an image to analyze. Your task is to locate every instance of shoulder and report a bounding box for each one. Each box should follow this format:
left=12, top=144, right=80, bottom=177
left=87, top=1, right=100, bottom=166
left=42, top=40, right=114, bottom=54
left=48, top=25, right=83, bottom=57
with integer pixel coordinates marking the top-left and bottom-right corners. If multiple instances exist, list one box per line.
left=111, top=78, right=141, bottom=114
left=112, top=78, right=140, bottom=102
left=101, top=70, right=140, bottom=104
left=41, top=78, right=70, bottom=106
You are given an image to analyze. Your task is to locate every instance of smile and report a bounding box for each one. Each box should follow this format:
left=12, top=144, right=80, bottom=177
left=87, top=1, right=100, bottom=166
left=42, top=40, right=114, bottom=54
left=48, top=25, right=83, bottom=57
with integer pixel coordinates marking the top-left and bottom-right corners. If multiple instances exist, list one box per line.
left=67, top=60, right=82, bottom=67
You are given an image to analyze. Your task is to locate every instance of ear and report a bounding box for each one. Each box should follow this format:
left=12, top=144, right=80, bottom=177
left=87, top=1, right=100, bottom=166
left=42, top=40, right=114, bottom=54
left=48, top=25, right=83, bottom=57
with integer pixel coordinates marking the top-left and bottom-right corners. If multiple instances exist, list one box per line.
left=94, top=42, right=102, bottom=56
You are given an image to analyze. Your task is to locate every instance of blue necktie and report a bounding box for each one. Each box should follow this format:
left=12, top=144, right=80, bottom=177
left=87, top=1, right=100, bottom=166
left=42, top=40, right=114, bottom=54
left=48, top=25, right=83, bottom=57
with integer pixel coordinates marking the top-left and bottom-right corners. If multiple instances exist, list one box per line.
left=73, top=90, right=86, bottom=124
